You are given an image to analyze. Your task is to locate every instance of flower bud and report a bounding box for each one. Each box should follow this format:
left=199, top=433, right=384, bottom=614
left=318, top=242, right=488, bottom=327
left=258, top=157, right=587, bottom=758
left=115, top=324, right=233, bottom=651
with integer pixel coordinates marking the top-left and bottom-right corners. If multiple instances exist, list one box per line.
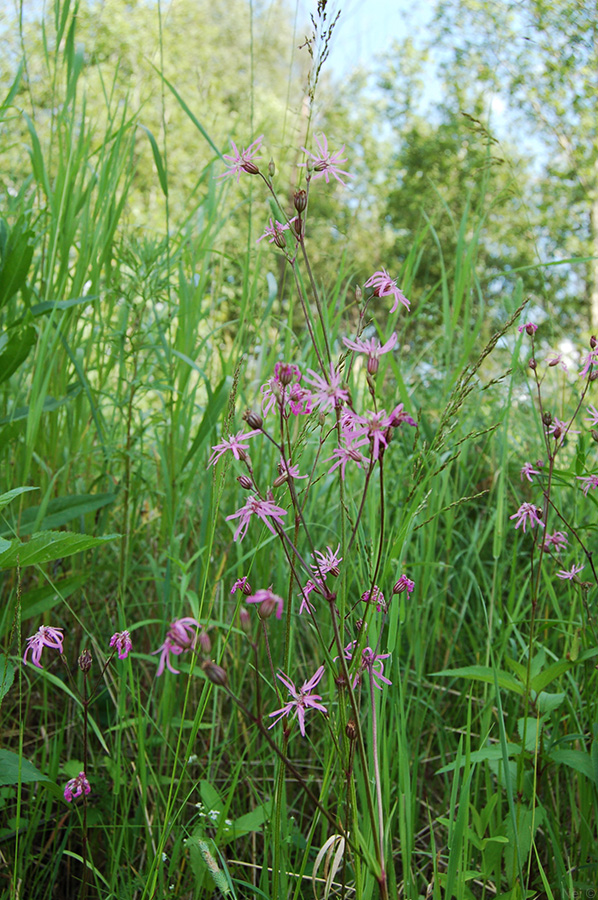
left=293, top=189, right=307, bottom=213
left=268, top=158, right=275, bottom=178
left=201, top=660, right=228, bottom=687
left=591, top=335, right=597, bottom=350
left=345, top=719, right=357, bottom=741
left=528, top=358, right=537, bottom=370
left=592, top=429, right=598, bottom=443
left=277, top=363, right=296, bottom=386
left=243, top=409, right=263, bottom=430
left=393, top=574, right=415, bottom=595
left=78, top=649, right=92, bottom=673
left=198, top=630, right=211, bottom=655
left=542, top=412, right=553, bottom=427
left=525, top=323, right=536, bottom=336
left=239, top=608, right=252, bottom=633
left=591, top=371, right=598, bottom=382
left=272, top=471, right=288, bottom=488
left=241, top=160, right=260, bottom=176
left=237, top=474, right=253, bottom=490
left=256, top=595, right=277, bottom=619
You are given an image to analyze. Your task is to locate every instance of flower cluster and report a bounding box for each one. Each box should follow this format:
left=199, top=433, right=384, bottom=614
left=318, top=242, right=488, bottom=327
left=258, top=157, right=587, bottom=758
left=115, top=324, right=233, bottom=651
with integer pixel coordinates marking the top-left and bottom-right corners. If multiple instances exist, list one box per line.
left=152, top=617, right=201, bottom=676
left=63, top=771, right=91, bottom=803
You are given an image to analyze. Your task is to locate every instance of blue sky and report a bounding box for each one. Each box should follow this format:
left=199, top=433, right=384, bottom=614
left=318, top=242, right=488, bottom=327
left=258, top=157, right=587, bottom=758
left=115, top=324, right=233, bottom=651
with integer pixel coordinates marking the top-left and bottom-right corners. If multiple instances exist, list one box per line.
left=298, top=0, right=432, bottom=77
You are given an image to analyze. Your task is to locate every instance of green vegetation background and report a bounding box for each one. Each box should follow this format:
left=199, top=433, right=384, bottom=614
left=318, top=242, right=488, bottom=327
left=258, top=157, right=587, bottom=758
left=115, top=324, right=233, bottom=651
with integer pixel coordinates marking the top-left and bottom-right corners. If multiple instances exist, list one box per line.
left=1, top=0, right=597, bottom=898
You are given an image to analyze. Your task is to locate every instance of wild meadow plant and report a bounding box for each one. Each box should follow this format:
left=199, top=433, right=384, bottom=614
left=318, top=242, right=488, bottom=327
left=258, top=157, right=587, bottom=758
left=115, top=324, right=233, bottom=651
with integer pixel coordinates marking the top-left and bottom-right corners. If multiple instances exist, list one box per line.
left=204, top=131, right=418, bottom=900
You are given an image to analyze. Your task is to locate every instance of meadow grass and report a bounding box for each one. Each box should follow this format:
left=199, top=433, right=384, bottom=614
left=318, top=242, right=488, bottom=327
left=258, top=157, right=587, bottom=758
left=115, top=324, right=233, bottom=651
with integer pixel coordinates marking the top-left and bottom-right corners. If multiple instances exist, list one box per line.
left=1, top=3, right=597, bottom=899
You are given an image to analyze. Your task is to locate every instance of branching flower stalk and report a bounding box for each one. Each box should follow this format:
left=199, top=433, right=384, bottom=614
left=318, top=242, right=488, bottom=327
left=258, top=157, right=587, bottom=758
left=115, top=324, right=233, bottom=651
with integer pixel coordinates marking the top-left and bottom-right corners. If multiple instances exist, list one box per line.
left=206, top=132, right=417, bottom=895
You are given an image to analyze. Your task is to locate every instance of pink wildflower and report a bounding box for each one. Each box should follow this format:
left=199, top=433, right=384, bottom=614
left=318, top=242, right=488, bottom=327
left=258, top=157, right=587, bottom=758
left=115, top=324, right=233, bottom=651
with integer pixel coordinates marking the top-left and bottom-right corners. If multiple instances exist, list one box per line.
left=556, top=564, right=585, bottom=581
left=361, top=585, right=386, bottom=613
left=543, top=531, right=568, bottom=553
left=509, top=503, right=544, bottom=533
left=219, top=136, right=263, bottom=182
left=325, top=442, right=366, bottom=480
left=23, top=625, right=64, bottom=668
left=231, top=576, right=252, bottom=595
left=520, top=461, right=541, bottom=482
left=577, top=474, right=598, bottom=496
left=348, top=408, right=393, bottom=461
left=585, top=404, right=598, bottom=426
left=393, top=574, right=415, bottom=594
left=300, top=134, right=352, bottom=185
left=518, top=322, right=537, bottom=334
left=109, top=631, right=132, bottom=659
left=257, top=217, right=294, bottom=247
left=304, top=365, right=349, bottom=412
left=208, top=429, right=260, bottom=466
left=388, top=403, right=417, bottom=428
left=579, top=349, right=598, bottom=378
left=268, top=665, right=328, bottom=737
left=277, top=457, right=307, bottom=483
left=342, top=333, right=397, bottom=375
left=548, top=417, right=579, bottom=444
left=364, top=269, right=410, bottom=313
left=64, top=772, right=91, bottom=803
left=261, top=364, right=312, bottom=418
left=547, top=353, right=567, bottom=371
left=246, top=588, right=284, bottom=620
left=342, top=642, right=392, bottom=690
left=311, top=545, right=342, bottom=577
left=226, top=495, right=287, bottom=541
left=153, top=617, right=200, bottom=676
left=298, top=578, right=326, bottom=615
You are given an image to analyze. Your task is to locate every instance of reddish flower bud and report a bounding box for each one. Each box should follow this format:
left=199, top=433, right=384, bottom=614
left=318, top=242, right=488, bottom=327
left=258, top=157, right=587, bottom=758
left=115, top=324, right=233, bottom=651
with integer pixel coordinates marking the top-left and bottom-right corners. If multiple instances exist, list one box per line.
left=243, top=409, right=263, bottom=430
left=237, top=474, right=253, bottom=489
left=198, top=630, right=211, bottom=655
left=239, top=608, right=252, bottom=633
left=591, top=335, right=597, bottom=349
left=201, top=661, right=228, bottom=686
left=528, top=358, right=537, bottom=369
left=78, top=649, right=92, bottom=673
left=293, top=189, right=307, bottom=213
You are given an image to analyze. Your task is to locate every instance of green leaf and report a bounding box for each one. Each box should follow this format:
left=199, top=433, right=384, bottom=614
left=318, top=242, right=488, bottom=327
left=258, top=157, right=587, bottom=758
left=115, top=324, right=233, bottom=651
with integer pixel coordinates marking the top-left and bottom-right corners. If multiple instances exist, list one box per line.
left=535, top=691, right=566, bottom=714
left=0, top=531, right=119, bottom=570
left=0, top=750, right=52, bottom=786
left=0, top=655, right=15, bottom=702
left=0, top=486, right=38, bottom=512
left=530, top=660, right=574, bottom=694
left=0, top=492, right=119, bottom=537
left=221, top=801, right=272, bottom=844
left=432, top=665, right=525, bottom=695
left=0, top=216, right=34, bottom=308
left=437, top=743, right=522, bottom=774
left=152, top=66, right=222, bottom=159
left=200, top=779, right=224, bottom=813
left=29, top=295, right=98, bottom=317
left=592, top=725, right=598, bottom=790
left=0, top=326, right=36, bottom=383
left=0, top=385, right=82, bottom=425
left=549, top=749, right=595, bottom=783
left=140, top=125, right=168, bottom=197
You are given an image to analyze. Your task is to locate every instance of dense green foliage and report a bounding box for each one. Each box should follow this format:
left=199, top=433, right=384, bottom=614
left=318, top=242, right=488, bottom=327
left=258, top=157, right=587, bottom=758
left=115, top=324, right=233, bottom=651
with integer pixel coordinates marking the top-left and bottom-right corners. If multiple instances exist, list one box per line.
left=1, top=2, right=597, bottom=899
